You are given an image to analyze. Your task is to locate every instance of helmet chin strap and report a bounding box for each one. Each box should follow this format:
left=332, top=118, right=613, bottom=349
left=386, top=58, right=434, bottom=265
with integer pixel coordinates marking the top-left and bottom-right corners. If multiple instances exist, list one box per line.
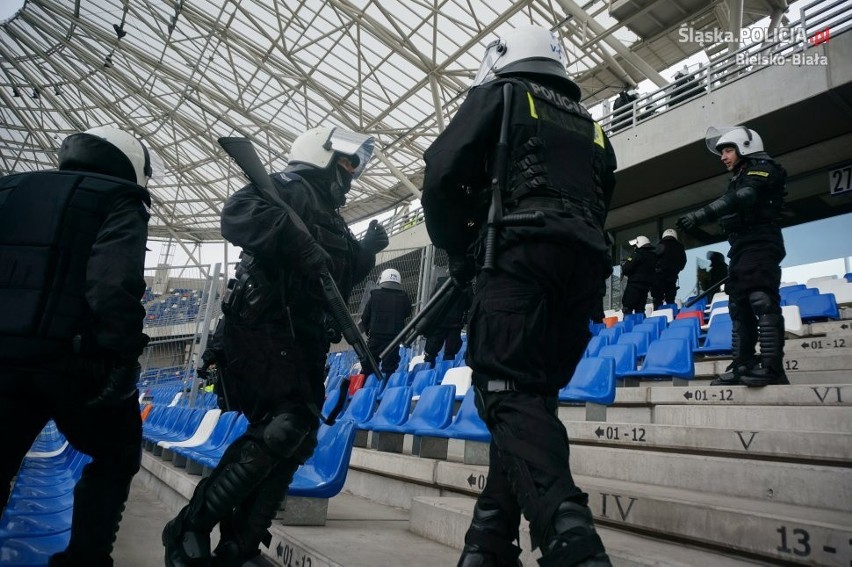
left=330, top=165, right=353, bottom=207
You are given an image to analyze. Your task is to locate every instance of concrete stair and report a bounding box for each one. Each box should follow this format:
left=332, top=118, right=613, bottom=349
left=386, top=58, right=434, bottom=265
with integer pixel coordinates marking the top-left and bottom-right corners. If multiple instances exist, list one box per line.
left=136, top=318, right=852, bottom=566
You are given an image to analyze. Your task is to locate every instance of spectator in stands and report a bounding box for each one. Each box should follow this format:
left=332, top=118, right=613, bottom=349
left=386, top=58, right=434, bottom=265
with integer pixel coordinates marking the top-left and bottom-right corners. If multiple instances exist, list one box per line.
left=668, top=66, right=705, bottom=108
left=678, top=126, right=788, bottom=387
left=162, top=126, right=387, bottom=566
left=609, top=89, right=637, bottom=133
left=197, top=316, right=231, bottom=410
left=421, top=25, right=616, bottom=567
left=422, top=275, right=472, bottom=367
left=706, top=251, right=729, bottom=293
left=0, top=126, right=153, bottom=566
left=621, top=235, right=656, bottom=314
left=651, top=228, right=687, bottom=308
left=360, top=268, right=412, bottom=376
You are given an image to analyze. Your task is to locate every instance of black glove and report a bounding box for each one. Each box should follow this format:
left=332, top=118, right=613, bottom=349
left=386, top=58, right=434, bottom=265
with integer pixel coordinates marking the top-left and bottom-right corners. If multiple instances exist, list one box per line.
left=87, top=363, right=141, bottom=408
left=299, top=243, right=332, bottom=278
left=676, top=210, right=705, bottom=232
left=448, top=254, right=476, bottom=287
left=361, top=220, right=389, bottom=254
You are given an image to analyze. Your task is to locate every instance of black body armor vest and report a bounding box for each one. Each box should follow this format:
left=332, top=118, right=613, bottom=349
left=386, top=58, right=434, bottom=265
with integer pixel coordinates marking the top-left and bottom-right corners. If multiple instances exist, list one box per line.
left=0, top=170, right=149, bottom=357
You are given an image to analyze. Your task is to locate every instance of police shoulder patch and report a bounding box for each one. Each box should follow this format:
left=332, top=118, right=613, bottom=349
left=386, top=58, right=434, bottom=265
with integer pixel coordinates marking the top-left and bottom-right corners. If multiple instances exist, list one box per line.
left=747, top=170, right=770, bottom=177
left=593, top=122, right=605, bottom=148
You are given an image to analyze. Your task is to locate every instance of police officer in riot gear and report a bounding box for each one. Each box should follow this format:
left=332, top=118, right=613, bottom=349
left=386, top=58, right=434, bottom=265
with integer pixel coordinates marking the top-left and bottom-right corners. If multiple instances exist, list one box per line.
left=651, top=229, right=687, bottom=308
left=361, top=268, right=412, bottom=376
left=621, top=236, right=656, bottom=314
left=0, top=126, right=153, bottom=566
left=422, top=25, right=615, bottom=567
left=423, top=275, right=472, bottom=367
left=162, top=126, right=387, bottom=566
left=677, top=126, right=788, bottom=387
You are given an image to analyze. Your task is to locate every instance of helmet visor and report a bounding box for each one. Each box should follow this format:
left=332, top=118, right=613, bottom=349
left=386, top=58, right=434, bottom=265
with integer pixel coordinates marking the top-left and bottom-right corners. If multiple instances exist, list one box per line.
left=327, top=128, right=375, bottom=179
left=705, top=125, right=739, bottom=155
left=471, top=39, right=505, bottom=87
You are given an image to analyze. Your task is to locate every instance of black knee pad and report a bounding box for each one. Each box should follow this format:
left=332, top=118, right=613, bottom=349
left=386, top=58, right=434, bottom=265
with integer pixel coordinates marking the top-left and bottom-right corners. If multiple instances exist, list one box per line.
left=748, top=290, right=777, bottom=316
left=261, top=413, right=315, bottom=459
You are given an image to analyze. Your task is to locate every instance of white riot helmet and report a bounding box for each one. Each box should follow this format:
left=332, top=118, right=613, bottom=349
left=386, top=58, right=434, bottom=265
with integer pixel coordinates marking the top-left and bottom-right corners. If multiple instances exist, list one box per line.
left=379, top=268, right=402, bottom=289
left=628, top=235, right=650, bottom=248
left=59, top=126, right=152, bottom=187
left=288, top=126, right=375, bottom=179
left=705, top=126, right=764, bottom=156
left=662, top=229, right=678, bottom=240
left=471, top=25, right=581, bottom=100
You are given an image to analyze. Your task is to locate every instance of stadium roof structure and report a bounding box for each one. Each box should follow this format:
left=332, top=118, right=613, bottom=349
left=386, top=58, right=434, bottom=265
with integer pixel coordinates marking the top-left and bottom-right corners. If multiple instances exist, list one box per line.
left=1, top=0, right=789, bottom=243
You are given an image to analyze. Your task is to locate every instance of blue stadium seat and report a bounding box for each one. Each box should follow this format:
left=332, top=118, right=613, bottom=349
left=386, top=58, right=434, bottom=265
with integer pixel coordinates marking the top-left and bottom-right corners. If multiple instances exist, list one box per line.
left=845, top=273, right=852, bottom=283
left=186, top=415, right=250, bottom=471
left=410, top=369, right=439, bottom=399
left=783, top=288, right=818, bottom=306
left=0, top=532, right=70, bottom=563
left=145, top=408, right=207, bottom=445
left=584, top=335, right=608, bottom=358
left=617, top=331, right=651, bottom=358
left=659, top=326, right=698, bottom=350
left=288, top=421, right=358, bottom=498
left=631, top=322, right=660, bottom=342
left=418, top=388, right=490, bottom=442
left=643, top=316, right=668, bottom=336
left=614, top=318, right=634, bottom=333
left=597, top=327, right=623, bottom=345
left=400, top=385, right=456, bottom=435
left=558, top=357, right=616, bottom=405
left=797, top=293, right=840, bottom=321
left=337, top=387, right=379, bottom=426
left=623, top=312, right=645, bottom=326
left=597, top=343, right=637, bottom=379
left=588, top=322, right=605, bottom=336
left=622, top=338, right=695, bottom=380
left=694, top=314, right=733, bottom=354
left=171, top=411, right=240, bottom=464
left=0, top=508, right=72, bottom=538
left=321, top=388, right=345, bottom=418
left=359, top=386, right=412, bottom=433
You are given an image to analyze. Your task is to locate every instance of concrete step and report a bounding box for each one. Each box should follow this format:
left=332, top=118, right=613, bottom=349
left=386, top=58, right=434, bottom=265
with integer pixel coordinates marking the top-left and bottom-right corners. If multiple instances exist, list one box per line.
left=410, top=496, right=769, bottom=566
left=785, top=334, right=851, bottom=355
left=410, top=472, right=852, bottom=566
left=653, top=404, right=852, bottom=432
left=605, top=384, right=852, bottom=407
left=566, top=445, right=851, bottom=512
left=695, top=353, right=852, bottom=378
left=564, top=420, right=852, bottom=463
left=806, top=320, right=852, bottom=336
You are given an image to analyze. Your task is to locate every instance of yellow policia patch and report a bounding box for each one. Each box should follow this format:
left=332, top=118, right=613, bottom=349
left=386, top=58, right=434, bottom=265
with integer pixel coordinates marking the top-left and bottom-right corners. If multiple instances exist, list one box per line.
left=527, top=92, right=538, bottom=119
left=747, top=170, right=770, bottom=177
left=593, top=122, right=605, bottom=148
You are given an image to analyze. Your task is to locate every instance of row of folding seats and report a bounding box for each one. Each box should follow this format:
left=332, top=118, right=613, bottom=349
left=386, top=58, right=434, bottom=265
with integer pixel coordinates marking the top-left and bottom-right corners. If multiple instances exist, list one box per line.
left=0, top=424, right=92, bottom=563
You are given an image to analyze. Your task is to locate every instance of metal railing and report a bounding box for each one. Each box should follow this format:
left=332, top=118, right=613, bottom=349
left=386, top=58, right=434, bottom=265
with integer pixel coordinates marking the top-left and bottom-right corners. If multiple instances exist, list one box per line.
left=600, top=0, right=851, bottom=134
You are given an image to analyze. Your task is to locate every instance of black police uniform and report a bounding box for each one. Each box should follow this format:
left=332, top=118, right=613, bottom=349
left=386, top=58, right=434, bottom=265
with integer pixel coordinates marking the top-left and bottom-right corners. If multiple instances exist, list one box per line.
left=163, top=166, right=376, bottom=564
left=620, top=244, right=656, bottom=314
left=706, top=252, right=729, bottom=292
left=651, top=236, right=687, bottom=308
left=680, top=153, right=787, bottom=385
left=0, top=167, right=151, bottom=565
left=423, top=276, right=472, bottom=365
left=423, top=73, right=616, bottom=566
left=361, top=285, right=411, bottom=375
left=198, top=317, right=230, bottom=410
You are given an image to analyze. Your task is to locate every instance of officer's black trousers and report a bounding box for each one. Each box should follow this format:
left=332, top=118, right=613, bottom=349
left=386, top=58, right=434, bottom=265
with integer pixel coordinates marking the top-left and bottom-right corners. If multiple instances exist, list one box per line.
left=651, top=273, right=678, bottom=308
left=621, top=281, right=650, bottom=314
left=726, top=235, right=786, bottom=365
left=0, top=362, right=142, bottom=563
left=367, top=334, right=401, bottom=376
left=424, top=326, right=464, bottom=364
left=463, top=242, right=607, bottom=560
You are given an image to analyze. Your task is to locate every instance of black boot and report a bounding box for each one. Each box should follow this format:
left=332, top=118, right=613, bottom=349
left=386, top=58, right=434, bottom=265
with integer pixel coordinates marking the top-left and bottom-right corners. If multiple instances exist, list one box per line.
left=710, top=304, right=757, bottom=386
left=538, top=502, right=611, bottom=567
left=710, top=359, right=757, bottom=386
left=742, top=314, right=789, bottom=387
left=162, top=478, right=212, bottom=567
left=49, top=455, right=136, bottom=567
left=457, top=504, right=522, bottom=567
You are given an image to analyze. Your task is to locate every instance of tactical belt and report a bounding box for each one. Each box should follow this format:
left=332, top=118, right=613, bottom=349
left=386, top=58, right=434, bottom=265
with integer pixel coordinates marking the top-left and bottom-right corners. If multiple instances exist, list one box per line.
left=508, top=196, right=564, bottom=212
left=483, top=378, right=518, bottom=392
